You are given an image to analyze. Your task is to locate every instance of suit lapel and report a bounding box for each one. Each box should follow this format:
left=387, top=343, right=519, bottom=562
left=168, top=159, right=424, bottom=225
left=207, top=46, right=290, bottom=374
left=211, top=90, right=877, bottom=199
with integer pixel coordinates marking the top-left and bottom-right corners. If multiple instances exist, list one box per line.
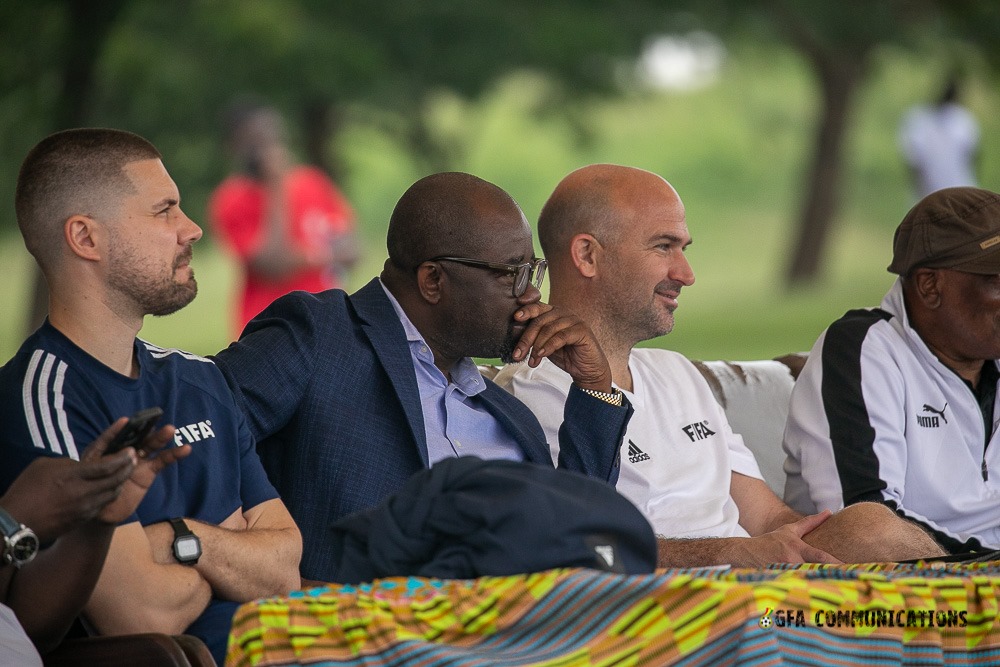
left=480, top=383, right=552, bottom=465
left=350, top=279, right=429, bottom=466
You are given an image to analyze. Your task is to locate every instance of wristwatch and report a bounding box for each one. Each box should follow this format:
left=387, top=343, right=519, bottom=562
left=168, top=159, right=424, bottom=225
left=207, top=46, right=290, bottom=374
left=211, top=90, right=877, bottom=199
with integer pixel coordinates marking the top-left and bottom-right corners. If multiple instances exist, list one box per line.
left=0, top=507, right=39, bottom=568
left=169, top=518, right=202, bottom=565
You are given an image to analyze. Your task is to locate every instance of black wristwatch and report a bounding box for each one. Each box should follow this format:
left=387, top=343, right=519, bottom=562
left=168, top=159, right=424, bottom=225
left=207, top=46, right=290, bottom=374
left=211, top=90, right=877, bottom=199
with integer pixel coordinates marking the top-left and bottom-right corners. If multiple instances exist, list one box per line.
left=169, top=518, right=202, bottom=565
left=0, top=507, right=39, bottom=568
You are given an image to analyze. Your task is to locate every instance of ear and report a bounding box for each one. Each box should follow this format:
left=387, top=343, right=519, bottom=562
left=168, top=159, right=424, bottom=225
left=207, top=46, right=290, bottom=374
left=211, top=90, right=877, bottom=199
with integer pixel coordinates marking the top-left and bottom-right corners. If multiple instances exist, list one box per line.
left=569, top=233, right=601, bottom=278
left=415, top=261, right=444, bottom=305
left=64, top=214, right=103, bottom=261
left=911, top=268, right=943, bottom=309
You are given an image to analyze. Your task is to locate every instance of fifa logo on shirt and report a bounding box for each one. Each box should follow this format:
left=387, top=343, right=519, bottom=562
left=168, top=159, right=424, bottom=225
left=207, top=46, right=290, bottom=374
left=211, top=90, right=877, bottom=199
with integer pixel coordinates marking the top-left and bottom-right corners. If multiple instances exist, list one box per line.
left=173, top=420, right=216, bottom=446
left=916, top=403, right=948, bottom=428
left=682, top=420, right=716, bottom=442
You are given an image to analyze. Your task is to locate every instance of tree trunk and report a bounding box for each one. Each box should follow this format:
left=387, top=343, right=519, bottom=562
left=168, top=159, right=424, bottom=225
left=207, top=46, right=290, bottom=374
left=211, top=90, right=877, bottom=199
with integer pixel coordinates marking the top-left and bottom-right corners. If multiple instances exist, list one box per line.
left=302, top=99, right=343, bottom=182
left=785, top=55, right=863, bottom=284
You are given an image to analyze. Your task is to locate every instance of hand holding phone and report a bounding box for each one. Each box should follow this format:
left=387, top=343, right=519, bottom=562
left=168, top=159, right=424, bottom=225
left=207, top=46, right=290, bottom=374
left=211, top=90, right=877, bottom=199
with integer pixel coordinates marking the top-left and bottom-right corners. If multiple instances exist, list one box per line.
left=105, top=407, right=164, bottom=455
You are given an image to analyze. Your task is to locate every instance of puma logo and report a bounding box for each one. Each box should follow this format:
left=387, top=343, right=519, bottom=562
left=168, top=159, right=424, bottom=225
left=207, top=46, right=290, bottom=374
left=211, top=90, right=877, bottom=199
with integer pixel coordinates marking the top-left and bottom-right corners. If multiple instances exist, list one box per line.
left=922, top=403, right=948, bottom=424
left=917, top=403, right=947, bottom=428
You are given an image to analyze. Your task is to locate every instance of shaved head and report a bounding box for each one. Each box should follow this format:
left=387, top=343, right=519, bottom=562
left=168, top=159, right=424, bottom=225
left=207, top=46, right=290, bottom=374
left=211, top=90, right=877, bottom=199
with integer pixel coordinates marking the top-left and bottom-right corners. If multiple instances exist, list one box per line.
left=538, top=163, right=682, bottom=266
left=386, top=172, right=529, bottom=272
left=538, top=164, right=693, bottom=351
left=16, top=128, right=162, bottom=270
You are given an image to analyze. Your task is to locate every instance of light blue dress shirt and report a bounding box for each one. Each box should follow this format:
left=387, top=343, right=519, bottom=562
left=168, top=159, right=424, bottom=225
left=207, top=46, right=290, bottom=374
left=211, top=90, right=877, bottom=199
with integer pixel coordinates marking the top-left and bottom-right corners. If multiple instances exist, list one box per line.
left=380, top=281, right=524, bottom=465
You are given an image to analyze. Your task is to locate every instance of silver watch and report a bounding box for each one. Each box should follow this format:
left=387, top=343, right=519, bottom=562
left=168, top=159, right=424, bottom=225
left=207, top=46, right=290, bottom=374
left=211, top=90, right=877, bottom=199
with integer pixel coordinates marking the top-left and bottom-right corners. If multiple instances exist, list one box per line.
left=0, top=507, right=38, bottom=568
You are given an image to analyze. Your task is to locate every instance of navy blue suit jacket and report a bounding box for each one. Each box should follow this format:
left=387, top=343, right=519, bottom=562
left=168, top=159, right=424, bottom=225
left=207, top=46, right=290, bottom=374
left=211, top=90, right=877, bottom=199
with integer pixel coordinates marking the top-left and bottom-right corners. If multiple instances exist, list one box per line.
left=214, top=278, right=632, bottom=582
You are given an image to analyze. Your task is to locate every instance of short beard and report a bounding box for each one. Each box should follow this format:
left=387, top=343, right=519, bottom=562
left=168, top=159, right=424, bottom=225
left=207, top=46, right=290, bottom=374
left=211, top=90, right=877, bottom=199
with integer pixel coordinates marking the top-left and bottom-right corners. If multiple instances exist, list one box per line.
left=599, top=279, right=681, bottom=347
left=497, top=323, right=520, bottom=364
left=145, top=277, right=198, bottom=316
left=476, top=318, right=520, bottom=364
left=108, top=242, right=198, bottom=317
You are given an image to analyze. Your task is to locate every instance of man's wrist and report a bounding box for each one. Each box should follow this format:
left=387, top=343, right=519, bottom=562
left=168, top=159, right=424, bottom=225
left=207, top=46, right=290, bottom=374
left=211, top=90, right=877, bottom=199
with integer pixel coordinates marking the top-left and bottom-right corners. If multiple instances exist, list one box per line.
left=0, top=506, right=39, bottom=568
left=169, top=518, right=202, bottom=565
left=572, top=372, right=614, bottom=394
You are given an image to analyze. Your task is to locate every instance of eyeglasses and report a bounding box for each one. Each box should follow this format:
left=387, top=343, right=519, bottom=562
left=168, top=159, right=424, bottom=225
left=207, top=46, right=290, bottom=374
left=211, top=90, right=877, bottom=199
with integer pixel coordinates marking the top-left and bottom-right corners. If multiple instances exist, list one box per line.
left=428, top=256, right=547, bottom=297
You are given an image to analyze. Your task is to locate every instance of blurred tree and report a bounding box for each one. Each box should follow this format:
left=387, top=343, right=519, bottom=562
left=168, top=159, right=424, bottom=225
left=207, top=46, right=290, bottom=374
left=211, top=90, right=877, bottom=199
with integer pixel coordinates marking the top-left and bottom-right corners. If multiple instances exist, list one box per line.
left=3, top=0, right=675, bottom=333
left=682, top=0, right=1000, bottom=284
left=4, top=0, right=999, bottom=337
left=1, top=0, right=131, bottom=332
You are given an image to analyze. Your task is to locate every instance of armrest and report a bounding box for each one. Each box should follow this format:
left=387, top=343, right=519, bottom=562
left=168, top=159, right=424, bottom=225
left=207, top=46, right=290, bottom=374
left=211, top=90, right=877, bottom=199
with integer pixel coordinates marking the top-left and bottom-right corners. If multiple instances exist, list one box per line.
left=173, top=634, right=217, bottom=666
left=44, top=633, right=216, bottom=666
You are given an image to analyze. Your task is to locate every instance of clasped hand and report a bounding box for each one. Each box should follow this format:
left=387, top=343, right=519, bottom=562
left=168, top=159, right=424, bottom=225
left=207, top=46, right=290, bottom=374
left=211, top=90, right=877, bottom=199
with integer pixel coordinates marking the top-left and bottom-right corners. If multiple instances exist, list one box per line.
left=747, top=511, right=842, bottom=566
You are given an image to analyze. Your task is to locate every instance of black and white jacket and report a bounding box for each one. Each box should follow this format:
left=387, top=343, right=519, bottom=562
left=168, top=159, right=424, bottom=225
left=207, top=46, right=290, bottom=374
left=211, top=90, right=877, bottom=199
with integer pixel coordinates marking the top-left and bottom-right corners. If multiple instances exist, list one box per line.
left=782, top=278, right=1000, bottom=553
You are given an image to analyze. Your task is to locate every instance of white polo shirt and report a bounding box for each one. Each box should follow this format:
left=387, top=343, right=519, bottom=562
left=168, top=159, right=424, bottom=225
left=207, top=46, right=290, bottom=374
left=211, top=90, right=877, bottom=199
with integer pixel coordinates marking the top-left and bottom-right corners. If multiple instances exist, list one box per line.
left=496, top=349, right=762, bottom=538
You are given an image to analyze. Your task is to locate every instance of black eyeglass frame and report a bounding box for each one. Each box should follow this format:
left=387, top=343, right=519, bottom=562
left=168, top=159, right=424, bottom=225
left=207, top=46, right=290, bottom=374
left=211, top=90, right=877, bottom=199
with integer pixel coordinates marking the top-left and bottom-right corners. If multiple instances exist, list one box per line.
left=427, top=256, right=547, bottom=297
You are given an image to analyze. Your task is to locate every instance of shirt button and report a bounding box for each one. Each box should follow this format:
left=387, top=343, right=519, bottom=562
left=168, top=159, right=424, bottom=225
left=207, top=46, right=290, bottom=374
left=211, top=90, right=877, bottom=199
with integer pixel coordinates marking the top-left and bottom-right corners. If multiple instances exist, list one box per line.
left=455, top=440, right=462, bottom=448
left=420, top=345, right=428, bottom=354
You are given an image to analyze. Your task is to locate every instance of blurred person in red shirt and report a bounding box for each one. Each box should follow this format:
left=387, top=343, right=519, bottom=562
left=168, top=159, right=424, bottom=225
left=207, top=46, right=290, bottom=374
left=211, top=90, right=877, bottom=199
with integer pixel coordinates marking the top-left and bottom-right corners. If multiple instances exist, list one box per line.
left=210, top=102, right=359, bottom=336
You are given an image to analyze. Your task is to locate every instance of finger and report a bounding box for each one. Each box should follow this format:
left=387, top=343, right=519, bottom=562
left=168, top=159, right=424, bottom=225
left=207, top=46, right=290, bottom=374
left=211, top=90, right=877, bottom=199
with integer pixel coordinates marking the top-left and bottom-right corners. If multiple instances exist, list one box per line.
left=136, top=425, right=176, bottom=458
left=91, top=486, right=126, bottom=512
left=515, top=313, right=581, bottom=364
left=78, top=450, right=136, bottom=481
left=529, top=320, right=589, bottom=360
left=80, top=417, right=130, bottom=462
left=107, top=454, right=139, bottom=486
left=70, top=466, right=133, bottom=514
left=791, top=510, right=833, bottom=537
left=534, top=315, right=589, bottom=354
left=801, top=545, right=843, bottom=564
left=513, top=302, right=552, bottom=323
left=143, top=444, right=192, bottom=474
left=511, top=308, right=567, bottom=361
left=510, top=303, right=566, bottom=360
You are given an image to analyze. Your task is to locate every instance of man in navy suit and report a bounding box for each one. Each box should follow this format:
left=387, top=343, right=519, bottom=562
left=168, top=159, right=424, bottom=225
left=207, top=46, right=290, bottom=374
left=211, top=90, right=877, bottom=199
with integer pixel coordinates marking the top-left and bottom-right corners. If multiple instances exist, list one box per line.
left=214, top=172, right=634, bottom=583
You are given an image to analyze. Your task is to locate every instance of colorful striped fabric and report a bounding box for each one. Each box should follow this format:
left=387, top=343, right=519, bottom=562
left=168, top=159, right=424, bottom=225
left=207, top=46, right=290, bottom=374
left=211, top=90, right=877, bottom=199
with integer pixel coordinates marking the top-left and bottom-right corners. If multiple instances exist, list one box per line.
left=226, top=561, right=1000, bottom=666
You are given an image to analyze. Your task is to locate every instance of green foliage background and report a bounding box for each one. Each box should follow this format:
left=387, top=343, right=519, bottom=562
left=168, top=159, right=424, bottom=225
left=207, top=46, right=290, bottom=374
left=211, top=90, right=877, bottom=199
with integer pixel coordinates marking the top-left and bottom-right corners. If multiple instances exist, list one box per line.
left=1, top=40, right=997, bottom=363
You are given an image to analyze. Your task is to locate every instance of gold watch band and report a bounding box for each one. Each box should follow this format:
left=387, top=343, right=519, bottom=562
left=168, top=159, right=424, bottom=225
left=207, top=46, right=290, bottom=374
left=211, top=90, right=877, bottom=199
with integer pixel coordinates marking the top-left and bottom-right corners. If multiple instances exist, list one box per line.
left=578, top=386, right=623, bottom=407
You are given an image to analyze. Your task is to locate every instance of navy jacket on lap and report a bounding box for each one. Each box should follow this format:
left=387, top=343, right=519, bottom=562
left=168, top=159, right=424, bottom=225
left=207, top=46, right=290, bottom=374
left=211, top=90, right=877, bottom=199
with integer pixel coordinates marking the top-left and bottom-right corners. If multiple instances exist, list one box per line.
left=328, top=457, right=657, bottom=583
left=214, top=278, right=632, bottom=582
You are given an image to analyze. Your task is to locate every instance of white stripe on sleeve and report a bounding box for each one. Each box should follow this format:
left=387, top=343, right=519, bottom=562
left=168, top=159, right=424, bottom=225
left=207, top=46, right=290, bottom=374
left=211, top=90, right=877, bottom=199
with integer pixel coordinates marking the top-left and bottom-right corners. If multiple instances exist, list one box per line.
left=52, top=360, right=78, bottom=460
left=37, top=354, right=64, bottom=455
left=22, top=350, right=46, bottom=451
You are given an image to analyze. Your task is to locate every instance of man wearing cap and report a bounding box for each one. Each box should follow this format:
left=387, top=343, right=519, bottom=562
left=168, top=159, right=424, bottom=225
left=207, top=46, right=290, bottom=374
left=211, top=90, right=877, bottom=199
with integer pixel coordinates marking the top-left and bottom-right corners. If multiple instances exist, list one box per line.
left=784, top=186, right=1000, bottom=554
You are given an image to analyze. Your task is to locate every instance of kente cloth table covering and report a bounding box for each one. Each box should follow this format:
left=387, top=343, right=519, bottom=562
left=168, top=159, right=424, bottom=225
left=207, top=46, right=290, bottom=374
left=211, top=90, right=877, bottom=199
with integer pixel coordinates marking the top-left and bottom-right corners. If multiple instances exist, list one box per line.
left=226, top=561, right=1000, bottom=666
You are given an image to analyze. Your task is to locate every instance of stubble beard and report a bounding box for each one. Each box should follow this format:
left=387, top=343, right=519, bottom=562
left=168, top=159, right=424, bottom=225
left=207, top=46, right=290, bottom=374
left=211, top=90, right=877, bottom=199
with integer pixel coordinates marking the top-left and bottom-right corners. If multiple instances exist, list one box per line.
left=601, top=284, right=679, bottom=349
left=497, top=319, right=520, bottom=364
left=108, top=242, right=198, bottom=317
left=467, top=316, right=520, bottom=365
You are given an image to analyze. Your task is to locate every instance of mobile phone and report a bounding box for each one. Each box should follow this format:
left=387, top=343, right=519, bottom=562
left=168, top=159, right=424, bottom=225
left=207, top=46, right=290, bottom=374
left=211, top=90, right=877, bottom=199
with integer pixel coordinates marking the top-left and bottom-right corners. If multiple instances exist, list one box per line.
left=105, top=407, right=164, bottom=455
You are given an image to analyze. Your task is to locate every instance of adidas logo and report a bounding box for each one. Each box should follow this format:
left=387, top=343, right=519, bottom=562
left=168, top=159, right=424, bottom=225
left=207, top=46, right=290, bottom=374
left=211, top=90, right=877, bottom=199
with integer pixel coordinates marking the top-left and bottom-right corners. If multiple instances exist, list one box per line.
left=628, top=439, right=650, bottom=463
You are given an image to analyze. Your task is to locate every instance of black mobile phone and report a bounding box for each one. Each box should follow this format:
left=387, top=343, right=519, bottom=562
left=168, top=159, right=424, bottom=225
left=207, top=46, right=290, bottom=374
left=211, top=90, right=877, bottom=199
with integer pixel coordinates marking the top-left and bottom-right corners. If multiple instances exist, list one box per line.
left=105, top=407, right=164, bottom=455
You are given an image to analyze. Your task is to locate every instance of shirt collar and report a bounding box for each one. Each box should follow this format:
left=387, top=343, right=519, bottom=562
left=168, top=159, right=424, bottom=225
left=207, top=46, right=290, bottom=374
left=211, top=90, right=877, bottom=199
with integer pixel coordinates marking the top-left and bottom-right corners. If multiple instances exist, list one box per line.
left=884, top=277, right=940, bottom=370
left=379, top=279, right=486, bottom=396
left=884, top=276, right=1000, bottom=384
left=380, top=278, right=424, bottom=344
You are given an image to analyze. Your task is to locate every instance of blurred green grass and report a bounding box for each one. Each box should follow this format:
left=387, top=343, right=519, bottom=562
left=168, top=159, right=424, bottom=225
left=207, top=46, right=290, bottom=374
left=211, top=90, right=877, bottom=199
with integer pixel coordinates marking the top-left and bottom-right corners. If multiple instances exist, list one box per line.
left=2, top=44, right=997, bottom=363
